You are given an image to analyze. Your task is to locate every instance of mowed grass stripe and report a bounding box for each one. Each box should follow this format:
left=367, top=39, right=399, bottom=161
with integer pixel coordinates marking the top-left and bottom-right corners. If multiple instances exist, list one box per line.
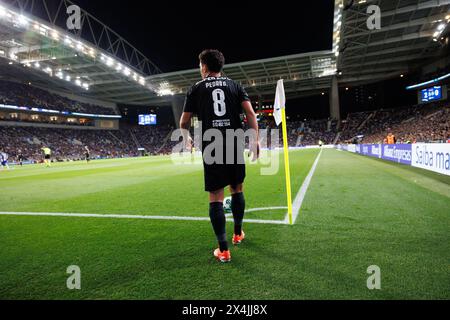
left=344, top=151, right=450, bottom=199
left=298, top=149, right=449, bottom=298
left=0, top=161, right=203, bottom=213
left=0, top=156, right=176, bottom=183
left=0, top=149, right=319, bottom=219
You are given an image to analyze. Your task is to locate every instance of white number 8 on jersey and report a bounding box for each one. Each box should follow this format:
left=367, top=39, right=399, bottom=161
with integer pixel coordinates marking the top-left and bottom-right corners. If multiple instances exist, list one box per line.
left=212, top=89, right=226, bottom=117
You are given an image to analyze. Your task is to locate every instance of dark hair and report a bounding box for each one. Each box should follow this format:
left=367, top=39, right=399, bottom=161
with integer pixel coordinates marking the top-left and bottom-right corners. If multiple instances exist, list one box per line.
left=199, top=49, right=225, bottom=73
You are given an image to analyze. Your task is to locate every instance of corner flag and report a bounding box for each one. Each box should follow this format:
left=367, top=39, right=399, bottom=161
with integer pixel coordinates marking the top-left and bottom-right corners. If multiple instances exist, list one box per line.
left=273, top=80, right=285, bottom=126
left=273, top=80, right=293, bottom=225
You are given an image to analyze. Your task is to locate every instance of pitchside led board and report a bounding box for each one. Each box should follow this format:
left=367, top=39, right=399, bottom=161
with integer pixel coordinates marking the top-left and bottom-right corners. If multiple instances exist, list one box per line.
left=337, top=144, right=450, bottom=176
left=138, top=114, right=157, bottom=126
left=418, top=85, right=447, bottom=104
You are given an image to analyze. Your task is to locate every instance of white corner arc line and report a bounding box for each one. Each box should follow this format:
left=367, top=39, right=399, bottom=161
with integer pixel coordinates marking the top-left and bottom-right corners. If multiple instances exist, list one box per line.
left=285, top=149, right=323, bottom=224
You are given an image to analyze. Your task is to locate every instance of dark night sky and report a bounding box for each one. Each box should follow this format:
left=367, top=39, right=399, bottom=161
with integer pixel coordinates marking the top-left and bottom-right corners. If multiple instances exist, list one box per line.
left=72, top=0, right=335, bottom=72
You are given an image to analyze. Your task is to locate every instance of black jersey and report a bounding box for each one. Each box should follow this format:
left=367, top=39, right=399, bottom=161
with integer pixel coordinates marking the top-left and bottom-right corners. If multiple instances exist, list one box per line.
left=183, top=76, right=250, bottom=192
left=183, top=76, right=250, bottom=134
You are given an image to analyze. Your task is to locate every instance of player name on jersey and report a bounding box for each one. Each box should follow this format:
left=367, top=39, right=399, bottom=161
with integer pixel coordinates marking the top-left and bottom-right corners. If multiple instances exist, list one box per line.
left=205, top=79, right=228, bottom=89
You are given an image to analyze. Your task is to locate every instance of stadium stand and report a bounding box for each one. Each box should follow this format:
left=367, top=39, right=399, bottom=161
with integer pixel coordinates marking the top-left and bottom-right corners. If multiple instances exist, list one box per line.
left=294, top=119, right=339, bottom=146
left=256, top=101, right=450, bottom=148
left=1, top=100, right=449, bottom=164
left=338, top=102, right=450, bottom=144
left=0, top=80, right=117, bottom=115
left=361, top=104, right=450, bottom=144
left=255, top=118, right=339, bottom=148
left=0, top=126, right=175, bottom=162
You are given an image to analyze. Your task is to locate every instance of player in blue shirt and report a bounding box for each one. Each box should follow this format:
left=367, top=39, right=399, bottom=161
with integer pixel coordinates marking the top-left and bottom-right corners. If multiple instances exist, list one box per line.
left=1, top=152, right=10, bottom=170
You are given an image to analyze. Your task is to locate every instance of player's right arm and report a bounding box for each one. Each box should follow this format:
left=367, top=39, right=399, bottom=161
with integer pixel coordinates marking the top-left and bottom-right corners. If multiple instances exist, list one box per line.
left=242, top=101, right=260, bottom=161
left=180, top=112, right=193, bottom=150
left=180, top=85, right=198, bottom=151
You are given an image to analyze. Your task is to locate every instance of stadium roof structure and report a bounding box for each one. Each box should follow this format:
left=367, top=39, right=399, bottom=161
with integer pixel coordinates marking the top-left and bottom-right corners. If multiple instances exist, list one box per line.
left=147, top=0, right=450, bottom=104
left=0, top=0, right=339, bottom=106
left=0, top=0, right=162, bottom=104
left=338, top=0, right=450, bottom=86
left=0, top=0, right=449, bottom=108
left=144, top=51, right=339, bottom=105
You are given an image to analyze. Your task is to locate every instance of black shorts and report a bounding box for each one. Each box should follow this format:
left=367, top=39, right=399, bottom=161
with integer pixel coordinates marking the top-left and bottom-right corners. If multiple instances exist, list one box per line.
left=85, top=153, right=90, bottom=159
left=45, top=155, right=51, bottom=160
left=204, top=163, right=246, bottom=192
left=202, top=136, right=246, bottom=192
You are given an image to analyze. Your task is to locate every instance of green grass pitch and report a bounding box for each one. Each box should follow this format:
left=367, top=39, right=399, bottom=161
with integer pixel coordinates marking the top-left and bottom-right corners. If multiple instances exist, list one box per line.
left=0, top=148, right=448, bottom=299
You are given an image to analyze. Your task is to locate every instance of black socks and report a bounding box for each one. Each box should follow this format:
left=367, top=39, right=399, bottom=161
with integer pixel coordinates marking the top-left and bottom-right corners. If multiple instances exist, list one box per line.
left=209, top=202, right=228, bottom=252
left=209, top=193, right=246, bottom=252
left=231, top=193, right=245, bottom=236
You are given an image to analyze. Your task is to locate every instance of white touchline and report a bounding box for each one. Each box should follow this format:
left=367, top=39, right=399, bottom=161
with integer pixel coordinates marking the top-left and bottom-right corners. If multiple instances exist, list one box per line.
left=0, top=210, right=287, bottom=225
left=0, top=150, right=322, bottom=226
left=285, top=149, right=323, bottom=224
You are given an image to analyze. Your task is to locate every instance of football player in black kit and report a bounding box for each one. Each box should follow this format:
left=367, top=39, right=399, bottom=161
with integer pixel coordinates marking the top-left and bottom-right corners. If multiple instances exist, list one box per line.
left=84, top=146, right=91, bottom=163
left=180, top=50, right=260, bottom=263
left=17, top=150, right=24, bottom=166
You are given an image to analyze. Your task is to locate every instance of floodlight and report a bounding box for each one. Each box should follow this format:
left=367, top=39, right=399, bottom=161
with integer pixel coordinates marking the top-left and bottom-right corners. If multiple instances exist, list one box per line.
left=17, top=15, right=29, bottom=27
left=157, top=88, right=174, bottom=96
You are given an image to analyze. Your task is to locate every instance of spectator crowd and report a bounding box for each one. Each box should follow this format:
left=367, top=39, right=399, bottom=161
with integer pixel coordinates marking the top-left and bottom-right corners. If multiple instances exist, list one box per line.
left=338, top=101, right=450, bottom=144
left=0, top=126, right=175, bottom=163
left=0, top=80, right=117, bottom=115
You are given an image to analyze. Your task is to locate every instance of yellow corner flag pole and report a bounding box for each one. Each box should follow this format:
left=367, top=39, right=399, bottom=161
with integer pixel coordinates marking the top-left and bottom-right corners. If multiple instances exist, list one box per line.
left=273, top=80, right=293, bottom=225
left=281, top=108, right=293, bottom=225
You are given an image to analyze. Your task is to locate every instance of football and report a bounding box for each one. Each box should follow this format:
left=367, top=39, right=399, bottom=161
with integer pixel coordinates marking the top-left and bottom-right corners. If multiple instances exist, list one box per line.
left=223, top=196, right=232, bottom=214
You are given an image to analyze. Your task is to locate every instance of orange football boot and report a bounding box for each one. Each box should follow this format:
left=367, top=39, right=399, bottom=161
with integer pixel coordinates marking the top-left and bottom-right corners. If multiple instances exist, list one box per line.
left=232, top=231, right=246, bottom=245
left=213, top=248, right=231, bottom=263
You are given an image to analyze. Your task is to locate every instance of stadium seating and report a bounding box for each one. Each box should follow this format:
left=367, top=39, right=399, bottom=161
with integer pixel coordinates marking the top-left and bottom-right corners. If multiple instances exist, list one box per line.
left=338, top=101, right=450, bottom=144
left=256, top=118, right=339, bottom=148
left=0, top=80, right=117, bottom=115
left=0, top=126, right=174, bottom=162
left=258, top=101, right=449, bottom=147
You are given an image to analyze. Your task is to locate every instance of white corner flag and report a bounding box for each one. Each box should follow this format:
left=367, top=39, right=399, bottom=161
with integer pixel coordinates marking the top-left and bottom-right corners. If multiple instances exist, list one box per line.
left=272, top=80, right=293, bottom=225
left=273, top=79, right=286, bottom=127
